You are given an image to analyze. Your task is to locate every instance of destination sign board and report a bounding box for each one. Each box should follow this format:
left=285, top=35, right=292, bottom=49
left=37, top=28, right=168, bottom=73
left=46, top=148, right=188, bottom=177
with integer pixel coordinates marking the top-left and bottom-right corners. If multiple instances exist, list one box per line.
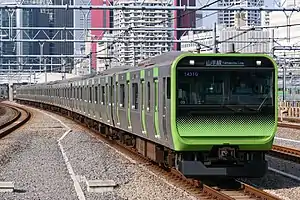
left=177, top=55, right=275, bottom=68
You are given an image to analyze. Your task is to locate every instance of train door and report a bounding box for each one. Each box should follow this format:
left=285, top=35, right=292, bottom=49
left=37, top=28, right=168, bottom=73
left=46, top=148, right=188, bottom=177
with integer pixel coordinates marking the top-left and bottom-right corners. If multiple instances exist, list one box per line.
left=92, top=78, right=99, bottom=118
left=105, top=77, right=110, bottom=124
left=108, top=76, right=115, bottom=126
left=140, top=70, right=147, bottom=135
left=99, top=77, right=107, bottom=123
left=145, top=69, right=155, bottom=139
left=113, top=74, right=120, bottom=127
left=130, top=71, right=142, bottom=135
left=118, top=73, right=128, bottom=131
left=162, top=77, right=170, bottom=141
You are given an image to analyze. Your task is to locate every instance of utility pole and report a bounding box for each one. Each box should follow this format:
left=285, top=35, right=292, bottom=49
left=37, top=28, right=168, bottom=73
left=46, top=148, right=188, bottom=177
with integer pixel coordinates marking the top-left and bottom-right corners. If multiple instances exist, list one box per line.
left=283, top=54, right=287, bottom=101
left=39, top=43, right=44, bottom=73
left=213, top=23, right=218, bottom=53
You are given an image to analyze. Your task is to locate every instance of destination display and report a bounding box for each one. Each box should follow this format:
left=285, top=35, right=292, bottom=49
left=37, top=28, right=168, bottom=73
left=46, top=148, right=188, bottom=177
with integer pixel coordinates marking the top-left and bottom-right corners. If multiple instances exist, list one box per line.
left=177, top=56, right=275, bottom=68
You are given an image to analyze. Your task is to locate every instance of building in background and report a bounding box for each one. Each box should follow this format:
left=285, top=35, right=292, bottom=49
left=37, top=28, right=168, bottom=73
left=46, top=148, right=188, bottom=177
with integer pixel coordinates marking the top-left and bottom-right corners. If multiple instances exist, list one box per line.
left=217, top=0, right=263, bottom=27
left=180, top=26, right=270, bottom=53
left=51, top=0, right=74, bottom=72
left=174, top=0, right=196, bottom=50
left=0, top=2, right=49, bottom=71
left=90, top=0, right=113, bottom=71
left=97, top=33, right=115, bottom=72
left=112, top=0, right=172, bottom=66
left=74, top=0, right=91, bottom=55
left=261, top=10, right=270, bottom=26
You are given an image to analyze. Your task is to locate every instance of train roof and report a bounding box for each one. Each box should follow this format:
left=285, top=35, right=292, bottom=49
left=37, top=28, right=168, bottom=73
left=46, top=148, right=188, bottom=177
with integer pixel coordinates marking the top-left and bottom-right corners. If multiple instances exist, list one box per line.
left=137, top=51, right=187, bottom=68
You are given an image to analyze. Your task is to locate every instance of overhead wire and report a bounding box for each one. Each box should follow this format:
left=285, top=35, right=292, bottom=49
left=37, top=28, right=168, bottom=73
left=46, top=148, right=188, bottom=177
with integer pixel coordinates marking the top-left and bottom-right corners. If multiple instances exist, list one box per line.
left=88, top=0, right=221, bottom=55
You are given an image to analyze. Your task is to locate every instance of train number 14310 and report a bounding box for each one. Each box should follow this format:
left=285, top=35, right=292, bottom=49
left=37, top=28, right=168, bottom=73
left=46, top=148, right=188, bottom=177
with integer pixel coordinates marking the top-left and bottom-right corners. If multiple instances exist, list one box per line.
left=184, top=72, right=199, bottom=77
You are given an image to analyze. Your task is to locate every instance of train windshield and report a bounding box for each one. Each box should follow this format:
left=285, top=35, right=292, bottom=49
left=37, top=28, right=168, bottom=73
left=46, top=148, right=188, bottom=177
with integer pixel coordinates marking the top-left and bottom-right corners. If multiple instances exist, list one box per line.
left=177, top=69, right=274, bottom=113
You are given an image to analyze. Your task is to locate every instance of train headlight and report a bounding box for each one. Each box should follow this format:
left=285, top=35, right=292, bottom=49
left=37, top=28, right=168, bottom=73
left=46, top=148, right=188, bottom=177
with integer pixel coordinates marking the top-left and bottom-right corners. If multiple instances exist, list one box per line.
left=189, top=60, right=195, bottom=65
left=256, top=60, right=261, bottom=66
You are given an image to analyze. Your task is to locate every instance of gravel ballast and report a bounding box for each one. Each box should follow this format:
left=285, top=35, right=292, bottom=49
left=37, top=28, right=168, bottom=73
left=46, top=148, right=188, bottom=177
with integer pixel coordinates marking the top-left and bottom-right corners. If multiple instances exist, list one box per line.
left=0, top=105, right=16, bottom=126
left=275, top=127, right=300, bottom=149
left=0, top=102, right=197, bottom=200
left=0, top=103, right=77, bottom=199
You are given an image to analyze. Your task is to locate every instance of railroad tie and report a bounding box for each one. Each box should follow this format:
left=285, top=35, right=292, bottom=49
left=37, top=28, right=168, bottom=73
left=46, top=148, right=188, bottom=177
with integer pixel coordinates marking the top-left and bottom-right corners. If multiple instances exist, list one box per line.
left=0, top=181, right=14, bottom=192
left=86, top=180, right=117, bottom=193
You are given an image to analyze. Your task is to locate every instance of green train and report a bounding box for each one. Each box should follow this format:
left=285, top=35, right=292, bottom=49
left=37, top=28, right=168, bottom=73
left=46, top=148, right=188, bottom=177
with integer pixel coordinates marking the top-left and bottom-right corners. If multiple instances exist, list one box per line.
left=15, top=52, right=278, bottom=178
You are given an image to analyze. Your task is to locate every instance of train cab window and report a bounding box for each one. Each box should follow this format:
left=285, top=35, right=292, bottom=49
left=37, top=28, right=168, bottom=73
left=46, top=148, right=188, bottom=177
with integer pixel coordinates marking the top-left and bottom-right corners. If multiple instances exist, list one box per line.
left=147, top=82, right=151, bottom=110
left=120, top=84, right=125, bottom=108
left=95, top=86, right=98, bottom=103
left=132, top=83, right=138, bottom=109
left=101, top=86, right=105, bottom=105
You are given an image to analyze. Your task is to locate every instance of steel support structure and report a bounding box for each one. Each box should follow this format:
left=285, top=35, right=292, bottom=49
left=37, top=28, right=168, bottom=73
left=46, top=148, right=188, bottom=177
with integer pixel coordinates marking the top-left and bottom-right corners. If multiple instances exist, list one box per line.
left=0, top=5, right=298, bottom=11
left=0, top=3, right=299, bottom=83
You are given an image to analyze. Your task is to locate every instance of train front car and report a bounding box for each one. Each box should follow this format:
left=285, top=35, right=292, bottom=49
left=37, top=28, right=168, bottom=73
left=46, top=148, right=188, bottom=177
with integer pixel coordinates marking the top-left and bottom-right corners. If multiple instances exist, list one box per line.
left=171, top=53, right=277, bottom=178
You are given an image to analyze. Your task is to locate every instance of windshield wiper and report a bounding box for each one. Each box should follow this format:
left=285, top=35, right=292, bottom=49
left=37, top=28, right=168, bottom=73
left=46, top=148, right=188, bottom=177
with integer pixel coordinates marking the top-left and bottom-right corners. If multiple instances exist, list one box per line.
left=223, top=105, right=243, bottom=113
left=255, top=95, right=269, bottom=111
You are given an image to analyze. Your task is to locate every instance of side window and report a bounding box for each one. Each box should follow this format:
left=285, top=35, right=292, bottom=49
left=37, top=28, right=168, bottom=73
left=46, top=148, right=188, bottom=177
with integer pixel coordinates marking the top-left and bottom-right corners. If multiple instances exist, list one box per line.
left=116, top=83, right=118, bottom=106
left=89, top=87, right=92, bottom=102
left=167, top=77, right=170, bottom=99
left=141, top=81, right=144, bottom=110
left=95, top=85, right=98, bottom=103
left=120, top=84, right=125, bottom=107
left=112, top=85, right=115, bottom=105
left=163, top=78, right=166, bottom=107
left=101, top=85, right=105, bottom=105
left=154, top=79, right=158, bottom=111
left=147, top=81, right=150, bottom=110
left=132, top=83, right=138, bottom=109
left=106, top=84, right=109, bottom=104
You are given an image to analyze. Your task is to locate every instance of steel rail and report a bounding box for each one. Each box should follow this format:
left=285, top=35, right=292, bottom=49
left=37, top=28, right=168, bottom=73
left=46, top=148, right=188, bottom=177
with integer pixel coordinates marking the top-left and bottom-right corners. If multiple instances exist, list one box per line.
left=0, top=103, right=31, bottom=139
left=19, top=99, right=281, bottom=200
left=269, top=144, right=300, bottom=163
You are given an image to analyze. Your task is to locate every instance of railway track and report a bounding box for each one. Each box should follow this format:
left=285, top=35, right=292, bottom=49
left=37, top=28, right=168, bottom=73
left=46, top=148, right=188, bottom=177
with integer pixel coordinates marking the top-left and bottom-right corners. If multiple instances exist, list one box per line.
left=278, top=117, right=300, bottom=130
left=32, top=106, right=280, bottom=200
left=0, top=103, right=31, bottom=139
left=269, top=144, right=300, bottom=164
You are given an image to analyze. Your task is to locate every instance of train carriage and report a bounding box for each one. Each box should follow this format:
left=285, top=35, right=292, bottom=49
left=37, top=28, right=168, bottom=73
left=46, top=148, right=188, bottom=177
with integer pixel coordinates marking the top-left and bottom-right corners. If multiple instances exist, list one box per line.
left=15, top=51, right=278, bottom=178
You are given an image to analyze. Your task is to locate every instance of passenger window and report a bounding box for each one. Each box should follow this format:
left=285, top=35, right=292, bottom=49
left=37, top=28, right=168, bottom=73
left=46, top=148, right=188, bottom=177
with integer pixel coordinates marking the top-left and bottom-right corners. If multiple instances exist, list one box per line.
left=141, top=81, right=144, bottom=110
left=101, top=86, right=105, bottom=105
left=147, top=82, right=150, bottom=110
left=107, top=84, right=109, bottom=104
left=116, top=83, right=118, bottom=105
left=132, top=83, right=138, bottom=109
left=163, top=78, right=166, bottom=107
left=112, top=85, right=115, bottom=105
left=89, top=87, right=92, bottom=102
left=120, top=84, right=125, bottom=107
left=95, top=86, right=98, bottom=103
left=167, top=77, right=170, bottom=99
left=154, top=80, right=158, bottom=112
